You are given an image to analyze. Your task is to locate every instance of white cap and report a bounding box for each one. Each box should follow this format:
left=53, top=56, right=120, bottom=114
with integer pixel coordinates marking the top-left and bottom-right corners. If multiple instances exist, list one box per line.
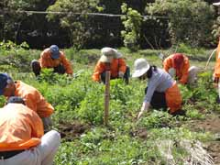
left=132, top=58, right=150, bottom=78
left=100, top=47, right=122, bottom=62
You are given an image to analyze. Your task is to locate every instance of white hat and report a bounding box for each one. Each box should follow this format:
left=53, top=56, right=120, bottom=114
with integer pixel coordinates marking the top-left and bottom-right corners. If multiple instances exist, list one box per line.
left=132, top=58, right=150, bottom=78
left=100, top=47, right=122, bottom=63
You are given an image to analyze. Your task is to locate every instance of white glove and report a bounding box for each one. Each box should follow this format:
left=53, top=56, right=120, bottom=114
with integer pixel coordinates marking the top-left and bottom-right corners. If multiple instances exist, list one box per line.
left=118, top=71, right=124, bottom=78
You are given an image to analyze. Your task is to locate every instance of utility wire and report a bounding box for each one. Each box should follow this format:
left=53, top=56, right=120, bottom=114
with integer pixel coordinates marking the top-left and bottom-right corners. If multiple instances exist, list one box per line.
left=0, top=9, right=178, bottom=20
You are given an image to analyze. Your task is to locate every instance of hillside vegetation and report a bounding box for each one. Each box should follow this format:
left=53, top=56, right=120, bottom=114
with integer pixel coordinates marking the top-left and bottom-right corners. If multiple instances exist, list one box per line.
left=1, top=43, right=220, bottom=164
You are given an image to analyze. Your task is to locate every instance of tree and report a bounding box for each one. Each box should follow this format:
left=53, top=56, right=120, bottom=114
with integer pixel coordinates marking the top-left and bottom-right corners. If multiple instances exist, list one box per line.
left=147, top=0, right=215, bottom=47
left=47, top=0, right=99, bottom=49
left=121, top=3, right=143, bottom=51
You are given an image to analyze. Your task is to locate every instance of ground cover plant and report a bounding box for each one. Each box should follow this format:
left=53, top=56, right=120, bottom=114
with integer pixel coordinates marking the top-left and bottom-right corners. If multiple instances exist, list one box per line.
left=1, top=43, right=220, bottom=164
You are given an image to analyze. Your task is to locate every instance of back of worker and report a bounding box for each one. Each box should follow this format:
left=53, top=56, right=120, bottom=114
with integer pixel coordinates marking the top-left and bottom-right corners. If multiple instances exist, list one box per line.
left=0, top=103, right=43, bottom=151
left=0, top=96, right=60, bottom=165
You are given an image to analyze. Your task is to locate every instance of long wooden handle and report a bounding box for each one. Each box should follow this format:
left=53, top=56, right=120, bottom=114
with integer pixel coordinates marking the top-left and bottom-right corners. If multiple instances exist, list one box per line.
left=104, top=71, right=110, bottom=126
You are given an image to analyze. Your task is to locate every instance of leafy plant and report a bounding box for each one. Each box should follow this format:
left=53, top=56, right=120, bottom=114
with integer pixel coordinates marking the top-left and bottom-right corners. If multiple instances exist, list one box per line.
left=47, top=0, right=100, bottom=49
left=147, top=0, right=215, bottom=47
left=121, top=3, right=142, bottom=52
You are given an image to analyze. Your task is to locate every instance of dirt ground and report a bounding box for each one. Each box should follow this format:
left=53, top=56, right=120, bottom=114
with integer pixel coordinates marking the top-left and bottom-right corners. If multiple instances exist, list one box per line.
left=58, top=113, right=220, bottom=164
left=58, top=121, right=90, bottom=141
left=187, top=113, right=220, bottom=164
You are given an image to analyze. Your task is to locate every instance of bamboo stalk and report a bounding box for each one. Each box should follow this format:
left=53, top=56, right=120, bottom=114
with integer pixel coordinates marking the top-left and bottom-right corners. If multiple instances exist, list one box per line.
left=205, top=48, right=216, bottom=70
left=104, top=71, right=110, bottom=126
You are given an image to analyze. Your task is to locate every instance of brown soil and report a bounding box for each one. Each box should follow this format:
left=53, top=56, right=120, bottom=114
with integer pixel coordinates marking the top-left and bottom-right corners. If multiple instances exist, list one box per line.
left=58, top=121, right=90, bottom=141
left=187, top=113, right=220, bottom=164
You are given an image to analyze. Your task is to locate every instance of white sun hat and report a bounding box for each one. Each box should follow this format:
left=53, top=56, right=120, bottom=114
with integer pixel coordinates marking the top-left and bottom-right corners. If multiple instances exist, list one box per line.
left=100, top=47, right=122, bottom=62
left=132, top=58, right=150, bottom=78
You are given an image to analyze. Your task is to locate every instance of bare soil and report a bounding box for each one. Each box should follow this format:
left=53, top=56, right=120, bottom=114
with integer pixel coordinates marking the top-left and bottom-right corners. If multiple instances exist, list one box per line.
left=58, top=121, right=90, bottom=141
left=187, top=113, right=220, bottom=164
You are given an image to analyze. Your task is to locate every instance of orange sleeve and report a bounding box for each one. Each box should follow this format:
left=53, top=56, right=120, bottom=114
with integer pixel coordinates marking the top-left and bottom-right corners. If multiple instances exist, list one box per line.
left=92, top=61, right=105, bottom=82
left=214, top=40, right=220, bottom=78
left=28, top=109, right=44, bottom=138
left=179, top=58, right=189, bottom=84
left=163, top=57, right=173, bottom=72
left=24, top=89, right=54, bottom=118
left=39, top=49, right=50, bottom=68
left=118, top=58, right=127, bottom=73
left=60, top=52, right=73, bottom=75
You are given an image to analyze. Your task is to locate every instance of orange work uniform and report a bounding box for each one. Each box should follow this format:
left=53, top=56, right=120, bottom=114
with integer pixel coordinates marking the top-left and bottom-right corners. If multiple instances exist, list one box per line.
left=13, top=81, right=54, bottom=118
left=163, top=54, right=190, bottom=84
left=92, top=58, right=127, bottom=82
left=0, top=103, right=44, bottom=151
left=165, top=82, right=182, bottom=113
left=214, top=40, right=220, bottom=78
left=39, top=48, right=73, bottom=75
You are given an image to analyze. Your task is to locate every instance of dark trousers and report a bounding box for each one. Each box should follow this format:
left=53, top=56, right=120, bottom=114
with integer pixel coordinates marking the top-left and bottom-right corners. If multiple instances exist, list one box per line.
left=145, top=87, right=167, bottom=110
left=101, top=66, right=130, bottom=84
left=145, top=87, right=185, bottom=115
left=31, top=60, right=66, bottom=76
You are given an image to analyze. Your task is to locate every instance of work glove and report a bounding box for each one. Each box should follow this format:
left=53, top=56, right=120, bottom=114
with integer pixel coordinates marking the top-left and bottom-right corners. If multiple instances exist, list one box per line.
left=118, top=71, right=124, bottom=78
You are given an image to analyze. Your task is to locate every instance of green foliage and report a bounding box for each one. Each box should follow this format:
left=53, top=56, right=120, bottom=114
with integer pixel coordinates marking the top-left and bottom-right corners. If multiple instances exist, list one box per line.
left=0, top=96, right=6, bottom=107
left=121, top=3, right=142, bottom=52
left=1, top=47, right=219, bottom=164
left=37, top=69, right=72, bottom=85
left=139, top=111, right=173, bottom=129
left=147, top=0, right=215, bottom=47
left=186, top=107, right=205, bottom=120
left=212, top=16, right=220, bottom=40
left=76, top=83, right=104, bottom=124
left=0, top=40, right=29, bottom=50
left=0, top=41, right=35, bottom=72
left=176, top=43, right=205, bottom=56
left=47, top=0, right=100, bottom=49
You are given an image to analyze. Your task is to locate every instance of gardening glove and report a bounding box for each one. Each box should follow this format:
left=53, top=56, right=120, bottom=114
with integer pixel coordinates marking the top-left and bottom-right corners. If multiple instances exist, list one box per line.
left=118, top=71, right=124, bottom=78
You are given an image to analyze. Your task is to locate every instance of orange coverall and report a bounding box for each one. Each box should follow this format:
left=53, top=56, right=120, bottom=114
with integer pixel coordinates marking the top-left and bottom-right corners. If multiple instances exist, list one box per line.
left=165, top=82, right=182, bottom=113
left=92, top=58, right=127, bottom=82
left=214, top=40, right=220, bottom=78
left=163, top=54, right=190, bottom=84
left=0, top=103, right=44, bottom=151
left=39, top=48, right=73, bottom=75
left=13, top=81, right=54, bottom=118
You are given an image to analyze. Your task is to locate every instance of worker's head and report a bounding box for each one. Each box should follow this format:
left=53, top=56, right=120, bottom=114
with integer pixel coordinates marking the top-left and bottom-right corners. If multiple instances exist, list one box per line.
left=6, top=96, right=25, bottom=105
left=50, top=45, right=60, bottom=59
left=132, top=58, right=150, bottom=80
left=100, top=47, right=122, bottom=63
left=173, top=53, right=184, bottom=69
left=0, top=73, right=15, bottom=97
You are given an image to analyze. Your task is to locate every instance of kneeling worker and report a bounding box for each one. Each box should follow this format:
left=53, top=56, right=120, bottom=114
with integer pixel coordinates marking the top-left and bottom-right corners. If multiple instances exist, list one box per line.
left=31, top=45, right=73, bottom=76
left=132, top=58, right=183, bottom=119
left=163, top=53, right=198, bottom=85
left=92, top=47, right=130, bottom=84
left=0, top=96, right=60, bottom=165
left=0, top=73, right=54, bottom=131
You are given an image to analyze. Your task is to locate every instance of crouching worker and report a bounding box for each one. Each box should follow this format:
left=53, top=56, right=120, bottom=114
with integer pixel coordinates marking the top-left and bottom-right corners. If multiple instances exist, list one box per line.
left=0, top=96, right=60, bottom=165
left=132, top=58, right=183, bottom=119
left=31, top=45, right=73, bottom=76
left=92, top=47, right=130, bottom=84
left=163, top=53, right=198, bottom=85
left=213, top=37, right=220, bottom=103
left=0, top=73, right=54, bottom=131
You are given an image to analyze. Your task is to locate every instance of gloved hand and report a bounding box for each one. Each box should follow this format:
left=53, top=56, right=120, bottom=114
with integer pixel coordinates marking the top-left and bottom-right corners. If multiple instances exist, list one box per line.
left=118, top=71, right=124, bottom=78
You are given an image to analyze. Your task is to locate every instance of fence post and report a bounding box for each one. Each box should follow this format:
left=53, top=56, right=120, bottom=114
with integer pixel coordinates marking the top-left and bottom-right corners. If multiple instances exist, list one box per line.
left=104, top=71, right=110, bottom=126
